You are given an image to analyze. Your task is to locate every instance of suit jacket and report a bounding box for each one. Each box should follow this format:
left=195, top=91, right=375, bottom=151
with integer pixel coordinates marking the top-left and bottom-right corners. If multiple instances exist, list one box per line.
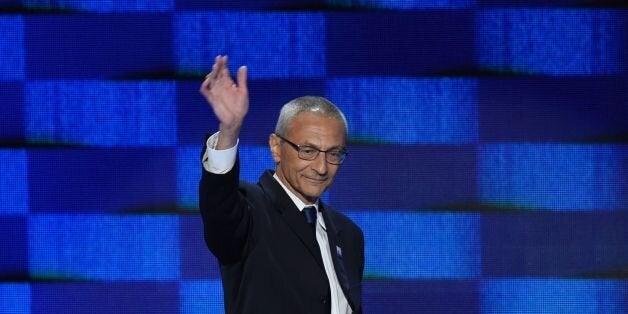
left=199, top=157, right=364, bottom=314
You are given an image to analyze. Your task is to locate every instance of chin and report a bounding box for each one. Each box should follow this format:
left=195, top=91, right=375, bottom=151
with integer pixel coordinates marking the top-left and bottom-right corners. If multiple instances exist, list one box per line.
left=301, top=188, right=323, bottom=201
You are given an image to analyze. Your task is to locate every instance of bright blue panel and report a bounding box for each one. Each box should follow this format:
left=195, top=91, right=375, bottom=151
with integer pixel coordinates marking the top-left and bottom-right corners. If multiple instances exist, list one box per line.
left=25, top=81, right=176, bottom=146
left=364, top=280, right=478, bottom=314
left=476, top=9, right=626, bottom=75
left=177, top=146, right=201, bottom=210
left=180, top=280, right=224, bottom=314
left=31, top=282, right=178, bottom=314
left=240, top=144, right=275, bottom=184
left=328, top=78, right=478, bottom=144
left=0, top=150, right=28, bottom=214
left=23, top=0, right=173, bottom=12
left=0, top=283, right=30, bottom=314
left=0, top=216, right=28, bottom=278
left=481, top=279, right=628, bottom=313
left=29, top=214, right=180, bottom=280
left=345, top=211, right=481, bottom=279
left=325, top=0, right=475, bottom=9
left=174, top=12, right=325, bottom=79
left=177, top=145, right=276, bottom=210
left=479, top=144, right=628, bottom=211
left=28, top=148, right=176, bottom=212
left=0, top=16, right=24, bottom=80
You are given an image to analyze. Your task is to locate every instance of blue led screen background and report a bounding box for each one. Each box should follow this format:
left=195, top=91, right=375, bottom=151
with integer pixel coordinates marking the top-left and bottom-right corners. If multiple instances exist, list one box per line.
left=1, top=0, right=628, bottom=313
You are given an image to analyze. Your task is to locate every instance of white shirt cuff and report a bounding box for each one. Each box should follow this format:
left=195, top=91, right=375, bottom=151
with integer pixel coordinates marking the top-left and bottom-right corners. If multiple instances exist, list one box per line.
left=202, top=131, right=238, bottom=174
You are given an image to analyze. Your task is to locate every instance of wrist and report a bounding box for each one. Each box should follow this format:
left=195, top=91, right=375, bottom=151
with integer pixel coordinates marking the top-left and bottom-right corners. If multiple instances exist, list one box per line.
left=217, top=124, right=241, bottom=149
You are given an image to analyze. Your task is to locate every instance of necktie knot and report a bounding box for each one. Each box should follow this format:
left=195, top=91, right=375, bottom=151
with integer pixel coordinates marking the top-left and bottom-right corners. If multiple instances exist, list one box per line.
left=302, top=206, right=317, bottom=234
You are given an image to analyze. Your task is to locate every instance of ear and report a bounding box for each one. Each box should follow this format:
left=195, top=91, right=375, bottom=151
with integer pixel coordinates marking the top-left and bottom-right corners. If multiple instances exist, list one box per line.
left=269, top=133, right=282, bottom=164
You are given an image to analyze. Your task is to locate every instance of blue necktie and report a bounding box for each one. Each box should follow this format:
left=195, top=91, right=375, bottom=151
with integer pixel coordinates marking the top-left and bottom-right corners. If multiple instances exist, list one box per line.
left=302, top=206, right=317, bottom=235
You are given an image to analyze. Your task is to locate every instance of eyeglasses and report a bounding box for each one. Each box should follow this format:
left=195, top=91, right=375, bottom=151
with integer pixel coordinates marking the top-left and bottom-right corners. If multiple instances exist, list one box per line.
left=274, top=133, right=348, bottom=165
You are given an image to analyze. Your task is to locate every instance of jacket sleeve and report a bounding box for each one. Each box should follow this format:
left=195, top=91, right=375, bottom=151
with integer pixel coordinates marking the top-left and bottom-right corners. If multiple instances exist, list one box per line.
left=198, top=155, right=252, bottom=265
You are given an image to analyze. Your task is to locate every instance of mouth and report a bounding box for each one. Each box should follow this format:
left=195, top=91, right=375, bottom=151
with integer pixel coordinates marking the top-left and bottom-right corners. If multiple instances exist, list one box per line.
left=303, top=176, right=327, bottom=185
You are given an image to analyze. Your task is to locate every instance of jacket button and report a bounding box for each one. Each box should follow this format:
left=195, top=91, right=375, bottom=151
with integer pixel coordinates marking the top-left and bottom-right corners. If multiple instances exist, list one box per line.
left=320, top=296, right=328, bottom=304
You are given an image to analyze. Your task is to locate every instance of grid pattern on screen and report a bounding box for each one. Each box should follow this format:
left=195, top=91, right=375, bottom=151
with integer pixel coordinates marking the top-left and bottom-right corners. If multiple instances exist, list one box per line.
left=1, top=0, right=627, bottom=313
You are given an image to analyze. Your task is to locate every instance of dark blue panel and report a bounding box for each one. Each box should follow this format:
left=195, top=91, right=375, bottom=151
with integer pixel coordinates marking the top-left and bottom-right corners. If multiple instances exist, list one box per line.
left=0, top=283, right=30, bottom=313
left=179, top=280, right=224, bottom=314
left=28, top=148, right=176, bottom=212
left=25, top=81, right=177, bottom=146
left=176, top=81, right=218, bottom=147
left=29, top=214, right=180, bottom=280
left=363, top=280, right=479, bottom=314
left=176, top=0, right=313, bottom=9
left=177, top=79, right=325, bottom=146
left=327, top=11, right=474, bottom=76
left=180, top=215, right=221, bottom=279
left=0, top=83, right=24, bottom=142
left=31, top=282, right=179, bottom=314
left=479, top=78, right=628, bottom=142
left=0, top=216, right=28, bottom=279
left=330, top=145, right=477, bottom=210
left=481, top=279, right=628, bottom=313
left=476, top=9, right=627, bottom=75
left=482, top=212, right=628, bottom=277
left=328, top=78, right=478, bottom=144
left=23, top=0, right=173, bottom=12
left=479, top=144, right=628, bottom=211
left=25, top=14, right=173, bottom=79
left=479, top=0, right=615, bottom=5
left=0, top=16, right=24, bottom=80
left=0, top=149, right=28, bottom=214
left=326, top=0, right=475, bottom=9
left=174, top=12, right=325, bottom=79
left=346, top=211, right=481, bottom=279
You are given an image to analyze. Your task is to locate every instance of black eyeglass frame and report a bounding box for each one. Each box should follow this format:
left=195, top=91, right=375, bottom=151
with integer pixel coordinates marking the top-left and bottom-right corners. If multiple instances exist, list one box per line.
left=273, top=133, right=348, bottom=165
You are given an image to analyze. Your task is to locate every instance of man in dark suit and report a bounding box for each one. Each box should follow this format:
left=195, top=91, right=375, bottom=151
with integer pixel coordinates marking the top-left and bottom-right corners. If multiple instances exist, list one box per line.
left=198, top=55, right=364, bottom=314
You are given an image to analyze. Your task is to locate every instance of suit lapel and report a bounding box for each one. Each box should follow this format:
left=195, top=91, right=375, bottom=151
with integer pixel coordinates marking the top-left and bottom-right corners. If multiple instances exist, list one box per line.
left=258, top=171, right=324, bottom=269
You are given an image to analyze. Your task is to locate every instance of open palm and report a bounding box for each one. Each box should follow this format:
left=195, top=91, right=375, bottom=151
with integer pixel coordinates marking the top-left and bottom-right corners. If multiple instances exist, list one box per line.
left=200, top=55, right=249, bottom=137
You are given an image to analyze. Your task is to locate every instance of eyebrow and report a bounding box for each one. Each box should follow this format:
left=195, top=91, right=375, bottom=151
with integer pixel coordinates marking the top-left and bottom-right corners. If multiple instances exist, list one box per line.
left=300, top=141, right=345, bottom=151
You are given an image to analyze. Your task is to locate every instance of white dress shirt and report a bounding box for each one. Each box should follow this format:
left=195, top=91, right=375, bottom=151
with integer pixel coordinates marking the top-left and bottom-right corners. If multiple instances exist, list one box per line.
left=202, top=132, right=352, bottom=314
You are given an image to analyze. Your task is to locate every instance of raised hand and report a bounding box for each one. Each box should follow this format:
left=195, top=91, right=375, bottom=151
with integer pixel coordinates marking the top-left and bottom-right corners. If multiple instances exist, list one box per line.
left=200, top=55, right=248, bottom=149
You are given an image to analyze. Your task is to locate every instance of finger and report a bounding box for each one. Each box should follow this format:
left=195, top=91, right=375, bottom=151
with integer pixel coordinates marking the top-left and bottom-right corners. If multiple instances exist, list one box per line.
left=205, top=61, right=220, bottom=81
left=200, top=77, right=211, bottom=93
left=216, top=66, right=233, bottom=86
left=237, top=66, right=248, bottom=90
left=211, top=55, right=226, bottom=77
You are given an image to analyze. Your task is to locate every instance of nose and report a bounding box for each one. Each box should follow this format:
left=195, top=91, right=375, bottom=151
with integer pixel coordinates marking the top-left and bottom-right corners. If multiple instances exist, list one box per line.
left=310, top=151, right=328, bottom=175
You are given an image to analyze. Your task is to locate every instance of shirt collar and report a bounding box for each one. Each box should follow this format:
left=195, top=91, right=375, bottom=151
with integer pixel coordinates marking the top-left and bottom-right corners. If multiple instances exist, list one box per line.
left=273, top=173, right=318, bottom=211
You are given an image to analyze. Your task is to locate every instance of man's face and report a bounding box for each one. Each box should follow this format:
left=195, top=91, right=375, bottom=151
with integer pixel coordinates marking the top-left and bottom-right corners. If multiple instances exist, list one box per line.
left=270, top=112, right=347, bottom=204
